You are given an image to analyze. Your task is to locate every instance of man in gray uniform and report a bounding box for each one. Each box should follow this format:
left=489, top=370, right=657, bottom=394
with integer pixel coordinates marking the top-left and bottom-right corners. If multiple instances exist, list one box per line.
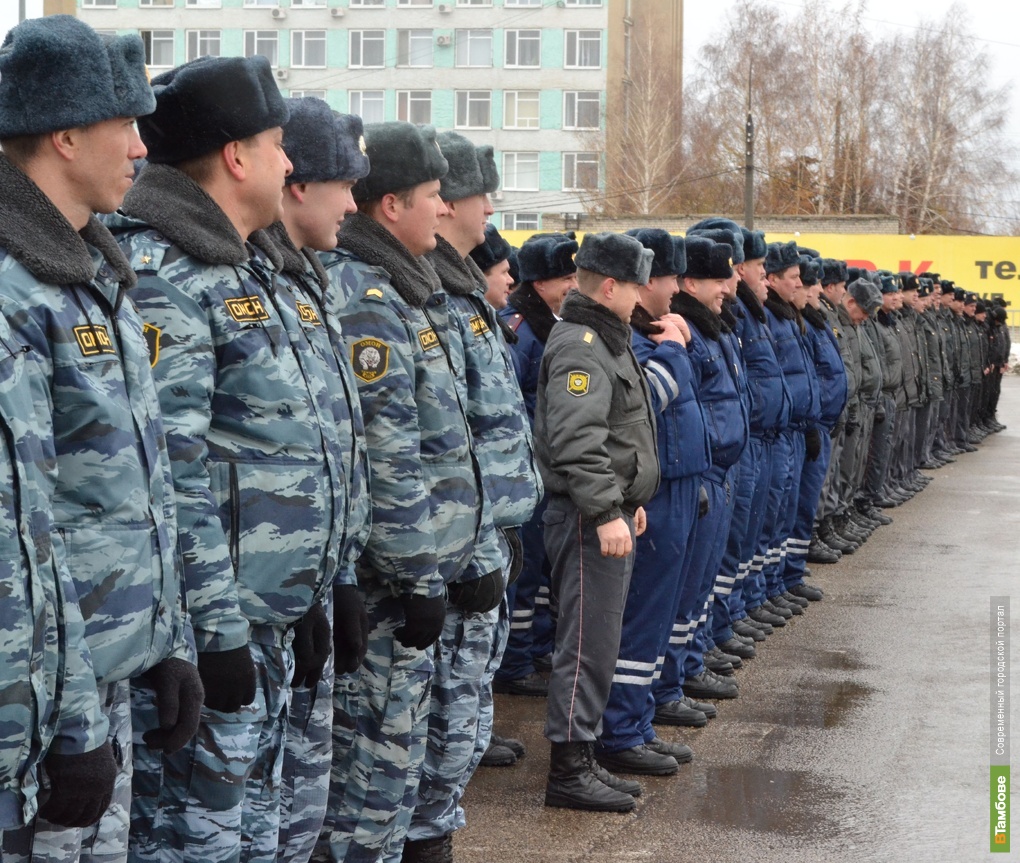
left=534, top=232, right=658, bottom=814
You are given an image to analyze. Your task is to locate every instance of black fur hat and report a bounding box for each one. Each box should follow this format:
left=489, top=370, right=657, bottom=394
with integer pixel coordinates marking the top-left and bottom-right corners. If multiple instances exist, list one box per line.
left=765, top=241, right=800, bottom=275
left=437, top=131, right=487, bottom=202
left=799, top=255, right=821, bottom=286
left=507, top=247, right=520, bottom=284
left=820, top=258, right=848, bottom=286
left=477, top=145, right=499, bottom=195
left=741, top=227, right=767, bottom=261
left=672, top=236, right=687, bottom=277
left=625, top=228, right=682, bottom=277
left=0, top=15, right=155, bottom=137
left=899, top=272, right=920, bottom=292
left=283, top=98, right=370, bottom=185
left=353, top=122, right=448, bottom=202
left=684, top=236, right=734, bottom=280
left=517, top=233, right=577, bottom=282
left=469, top=223, right=512, bottom=273
left=797, top=246, right=821, bottom=258
left=688, top=226, right=744, bottom=265
left=575, top=232, right=654, bottom=285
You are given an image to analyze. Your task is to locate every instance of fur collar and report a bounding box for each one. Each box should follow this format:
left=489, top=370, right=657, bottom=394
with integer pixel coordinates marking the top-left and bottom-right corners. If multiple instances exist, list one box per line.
left=0, top=155, right=135, bottom=288
left=802, top=304, right=827, bottom=330
left=630, top=303, right=660, bottom=338
left=558, top=290, right=631, bottom=357
left=122, top=163, right=248, bottom=265
left=336, top=212, right=439, bottom=308
left=507, top=281, right=557, bottom=344
left=720, top=298, right=738, bottom=331
left=671, top=290, right=722, bottom=341
left=259, top=222, right=331, bottom=296
left=247, top=228, right=285, bottom=273
left=736, top=280, right=766, bottom=322
left=765, top=288, right=796, bottom=321
left=426, top=235, right=487, bottom=297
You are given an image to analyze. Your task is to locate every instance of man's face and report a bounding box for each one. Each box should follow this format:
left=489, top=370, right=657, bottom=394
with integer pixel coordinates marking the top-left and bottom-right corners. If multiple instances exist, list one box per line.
left=609, top=279, right=643, bottom=324
left=845, top=297, right=868, bottom=324
left=725, top=270, right=739, bottom=299
left=685, top=276, right=728, bottom=314
left=483, top=258, right=513, bottom=310
left=534, top=273, right=577, bottom=315
left=640, top=274, right=679, bottom=319
left=439, top=193, right=493, bottom=251
left=803, top=281, right=822, bottom=309
left=964, top=302, right=976, bottom=317
left=393, top=179, right=447, bottom=257
left=881, top=291, right=897, bottom=311
left=903, top=290, right=919, bottom=310
left=767, top=265, right=801, bottom=303
left=825, top=281, right=847, bottom=305
left=289, top=179, right=357, bottom=252
left=73, top=116, right=148, bottom=215
left=242, top=126, right=294, bottom=229
left=737, top=258, right=766, bottom=295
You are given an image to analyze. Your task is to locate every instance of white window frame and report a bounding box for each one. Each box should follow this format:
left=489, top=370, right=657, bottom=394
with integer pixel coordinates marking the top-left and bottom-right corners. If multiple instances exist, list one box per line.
left=349, top=91, right=385, bottom=124
left=396, top=90, right=433, bottom=124
left=564, top=29, right=601, bottom=69
left=505, top=0, right=540, bottom=5
left=350, top=0, right=384, bottom=5
left=502, top=152, right=540, bottom=192
left=563, top=91, right=600, bottom=130
left=455, top=29, right=492, bottom=68
left=186, top=29, right=221, bottom=61
left=139, top=0, right=174, bottom=6
left=293, top=30, right=328, bottom=68
left=242, top=0, right=277, bottom=7
left=83, top=0, right=117, bottom=6
left=349, top=30, right=384, bottom=69
left=290, top=90, right=328, bottom=99
left=457, top=0, right=492, bottom=5
left=565, top=0, right=602, bottom=5
left=455, top=90, right=491, bottom=130
left=397, top=0, right=433, bottom=6
left=504, top=29, right=540, bottom=69
left=291, top=0, right=327, bottom=6
left=140, top=29, right=175, bottom=68
left=503, top=212, right=540, bottom=231
left=397, top=29, right=433, bottom=68
left=185, top=0, right=221, bottom=8
left=504, top=90, right=540, bottom=130
left=244, top=30, right=279, bottom=67
left=562, top=152, right=599, bottom=191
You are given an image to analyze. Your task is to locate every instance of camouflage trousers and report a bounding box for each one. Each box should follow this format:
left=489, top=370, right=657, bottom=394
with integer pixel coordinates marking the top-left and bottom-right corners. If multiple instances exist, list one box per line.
left=277, top=590, right=334, bottom=863
left=129, top=630, right=293, bottom=863
left=406, top=598, right=508, bottom=842
left=1, top=680, right=133, bottom=863
left=317, top=581, right=434, bottom=863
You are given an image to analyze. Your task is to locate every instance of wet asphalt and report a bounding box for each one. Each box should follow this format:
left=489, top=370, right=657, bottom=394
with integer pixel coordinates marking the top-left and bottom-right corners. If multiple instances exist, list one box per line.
left=455, top=378, right=1020, bottom=863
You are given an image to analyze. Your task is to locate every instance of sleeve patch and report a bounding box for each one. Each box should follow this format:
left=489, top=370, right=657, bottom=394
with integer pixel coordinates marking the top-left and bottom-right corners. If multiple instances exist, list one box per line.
left=567, top=370, right=590, bottom=396
left=351, top=338, right=390, bottom=382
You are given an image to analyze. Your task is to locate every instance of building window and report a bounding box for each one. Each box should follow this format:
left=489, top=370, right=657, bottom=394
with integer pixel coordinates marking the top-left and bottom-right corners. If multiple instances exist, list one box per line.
left=292, top=0, right=327, bottom=6
left=349, top=91, right=385, bottom=124
left=140, top=29, right=175, bottom=67
left=185, top=0, right=221, bottom=7
left=563, top=91, right=600, bottom=130
left=397, top=0, right=432, bottom=5
left=139, top=0, right=174, bottom=6
left=455, top=91, right=491, bottom=129
left=564, top=29, right=601, bottom=69
left=503, top=152, right=539, bottom=191
left=505, top=0, right=540, bottom=5
left=565, top=0, right=602, bottom=5
left=94, top=30, right=118, bottom=36
left=503, top=213, right=540, bottom=231
left=563, top=152, right=598, bottom=190
left=396, top=90, right=432, bottom=124
left=349, top=30, right=384, bottom=68
left=504, top=91, right=540, bottom=130
left=244, top=31, right=279, bottom=66
left=504, top=29, right=540, bottom=68
left=397, top=30, right=433, bottom=67
left=455, top=29, right=492, bottom=68
left=293, top=30, right=328, bottom=68
left=291, top=90, right=328, bottom=99
left=243, top=0, right=277, bottom=6
left=186, top=30, right=221, bottom=60
left=457, top=0, right=491, bottom=5
left=350, top=0, right=384, bottom=5
left=83, top=0, right=117, bottom=6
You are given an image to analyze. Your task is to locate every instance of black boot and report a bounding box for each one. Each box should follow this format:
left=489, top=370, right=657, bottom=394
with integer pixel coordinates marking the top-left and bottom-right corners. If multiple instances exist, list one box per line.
left=545, top=742, right=637, bottom=812
left=401, top=833, right=453, bottom=863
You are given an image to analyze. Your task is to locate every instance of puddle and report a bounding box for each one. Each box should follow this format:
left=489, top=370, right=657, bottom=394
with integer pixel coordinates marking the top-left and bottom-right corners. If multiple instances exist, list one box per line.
left=761, top=679, right=873, bottom=729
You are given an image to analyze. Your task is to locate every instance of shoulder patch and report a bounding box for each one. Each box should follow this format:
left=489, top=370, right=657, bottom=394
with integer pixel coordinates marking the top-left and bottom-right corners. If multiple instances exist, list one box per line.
left=469, top=315, right=490, bottom=338
left=351, top=338, right=389, bottom=382
left=567, top=370, right=590, bottom=397
left=73, top=324, right=115, bottom=357
left=296, top=302, right=322, bottom=326
left=365, top=287, right=385, bottom=299
left=225, top=295, right=270, bottom=323
left=143, top=323, right=161, bottom=367
left=418, top=327, right=441, bottom=352
left=583, top=331, right=594, bottom=344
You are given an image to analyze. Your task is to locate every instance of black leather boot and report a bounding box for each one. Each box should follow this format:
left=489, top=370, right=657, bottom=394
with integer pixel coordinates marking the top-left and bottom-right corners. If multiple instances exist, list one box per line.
left=545, top=742, right=637, bottom=812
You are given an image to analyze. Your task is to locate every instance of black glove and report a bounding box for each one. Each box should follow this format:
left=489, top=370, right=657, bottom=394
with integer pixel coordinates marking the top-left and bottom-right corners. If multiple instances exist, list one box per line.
left=333, top=584, right=369, bottom=675
left=394, top=594, right=447, bottom=650
left=874, top=406, right=886, bottom=424
left=39, top=742, right=117, bottom=828
left=805, top=428, right=822, bottom=461
left=197, top=646, right=257, bottom=713
left=446, top=570, right=505, bottom=614
left=501, top=527, right=524, bottom=587
left=698, top=485, right=710, bottom=519
left=291, top=603, right=331, bottom=688
left=141, top=658, right=205, bottom=753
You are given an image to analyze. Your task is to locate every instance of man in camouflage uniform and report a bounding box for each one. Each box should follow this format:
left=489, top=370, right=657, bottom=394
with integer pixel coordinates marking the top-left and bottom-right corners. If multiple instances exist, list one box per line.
left=257, top=99, right=373, bottom=863
left=398, top=133, right=542, bottom=861
left=108, top=57, right=358, bottom=863
left=318, top=122, right=495, bottom=862
left=0, top=16, right=201, bottom=863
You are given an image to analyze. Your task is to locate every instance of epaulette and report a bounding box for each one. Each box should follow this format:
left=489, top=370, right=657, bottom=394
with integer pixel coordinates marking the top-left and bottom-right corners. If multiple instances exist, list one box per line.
left=124, top=229, right=182, bottom=274
left=362, top=285, right=387, bottom=303
left=508, top=312, right=525, bottom=332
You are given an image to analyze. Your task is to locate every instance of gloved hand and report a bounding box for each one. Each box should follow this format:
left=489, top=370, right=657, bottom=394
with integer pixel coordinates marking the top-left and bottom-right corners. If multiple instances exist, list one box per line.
left=446, top=570, right=505, bottom=614
left=39, top=742, right=117, bottom=828
left=845, top=411, right=861, bottom=435
left=333, top=584, right=369, bottom=675
left=698, top=485, right=710, bottom=519
left=291, top=603, right=331, bottom=688
left=197, top=646, right=257, bottom=713
left=874, top=406, right=886, bottom=424
left=805, top=428, right=822, bottom=461
left=501, top=527, right=524, bottom=586
left=394, top=594, right=446, bottom=650
left=141, top=658, right=205, bottom=753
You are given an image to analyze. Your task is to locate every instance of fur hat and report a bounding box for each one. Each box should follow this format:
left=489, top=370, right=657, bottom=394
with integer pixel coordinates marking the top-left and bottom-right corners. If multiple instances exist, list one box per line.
left=684, top=236, right=734, bottom=280
left=477, top=146, right=499, bottom=195
left=799, top=255, right=821, bottom=287
left=964, top=292, right=978, bottom=306
left=141, top=56, right=288, bottom=164
left=672, top=236, right=687, bottom=277
left=741, top=227, right=767, bottom=261
left=797, top=246, right=821, bottom=258
left=625, top=228, right=681, bottom=277
left=436, top=131, right=489, bottom=202
left=575, top=232, right=653, bottom=285
left=941, top=278, right=955, bottom=292
left=953, top=288, right=966, bottom=302
left=283, top=98, right=370, bottom=185
left=976, top=301, right=987, bottom=314
left=918, top=277, right=933, bottom=297
left=0, top=15, right=155, bottom=138
left=820, top=258, right=848, bottom=286
left=899, top=272, right=920, bottom=292
left=517, top=233, right=577, bottom=283
left=688, top=227, right=744, bottom=265
left=507, top=247, right=520, bottom=284
left=879, top=273, right=901, bottom=294
left=353, top=122, right=448, bottom=202
left=847, top=277, right=883, bottom=315
left=469, top=223, right=512, bottom=273
left=765, top=241, right=800, bottom=275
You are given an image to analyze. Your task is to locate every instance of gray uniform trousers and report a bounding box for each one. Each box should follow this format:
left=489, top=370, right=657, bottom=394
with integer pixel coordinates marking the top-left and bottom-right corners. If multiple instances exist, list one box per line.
left=913, top=402, right=933, bottom=465
left=817, top=421, right=845, bottom=522
left=865, top=395, right=897, bottom=500
left=851, top=404, right=876, bottom=502
left=543, top=495, right=636, bottom=744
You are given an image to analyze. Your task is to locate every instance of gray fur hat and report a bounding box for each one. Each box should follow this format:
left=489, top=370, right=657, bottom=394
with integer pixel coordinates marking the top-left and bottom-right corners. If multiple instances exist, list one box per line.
left=575, top=232, right=654, bottom=286
left=0, top=15, right=155, bottom=138
left=141, top=56, right=289, bottom=164
left=469, top=223, right=512, bottom=272
left=437, top=131, right=488, bottom=202
left=688, top=226, right=744, bottom=265
left=283, top=98, right=370, bottom=185
left=765, top=240, right=801, bottom=275
left=354, top=122, right=448, bottom=202
left=847, top=277, right=882, bottom=315
left=741, top=227, right=767, bottom=261
left=477, top=145, right=499, bottom=194
left=625, top=228, right=681, bottom=277
left=517, top=233, right=577, bottom=282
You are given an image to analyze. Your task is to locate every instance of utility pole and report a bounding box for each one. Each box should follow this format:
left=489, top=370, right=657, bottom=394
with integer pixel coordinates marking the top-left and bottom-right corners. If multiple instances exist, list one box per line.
left=19, top=0, right=27, bottom=23
left=744, top=61, right=754, bottom=229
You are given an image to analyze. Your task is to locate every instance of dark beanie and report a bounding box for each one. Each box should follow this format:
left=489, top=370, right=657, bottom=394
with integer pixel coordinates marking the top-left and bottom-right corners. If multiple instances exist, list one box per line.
left=141, top=56, right=288, bottom=164
left=625, top=228, right=682, bottom=277
left=469, top=223, right=512, bottom=272
left=575, top=232, right=653, bottom=285
left=283, top=98, right=370, bottom=185
left=688, top=227, right=744, bottom=265
left=354, top=122, right=448, bottom=202
left=765, top=241, right=800, bottom=275
left=0, top=15, right=155, bottom=137
left=741, top=227, right=767, bottom=261
left=437, top=131, right=487, bottom=202
left=517, top=233, right=577, bottom=282
left=684, top=236, right=734, bottom=280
